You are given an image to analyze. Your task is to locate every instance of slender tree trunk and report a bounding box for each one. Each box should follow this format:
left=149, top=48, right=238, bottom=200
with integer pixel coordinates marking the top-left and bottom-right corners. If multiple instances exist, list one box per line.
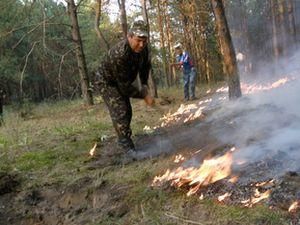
left=157, top=0, right=170, bottom=87
left=118, top=0, right=127, bottom=38
left=67, top=0, right=93, bottom=105
left=237, top=0, right=251, bottom=74
left=194, top=0, right=211, bottom=84
left=286, top=0, right=297, bottom=43
left=0, top=90, right=3, bottom=125
left=163, top=0, right=175, bottom=85
left=140, top=0, right=158, bottom=97
left=277, top=0, right=287, bottom=55
left=94, top=0, right=110, bottom=50
left=271, top=0, right=280, bottom=60
left=211, top=0, right=242, bottom=99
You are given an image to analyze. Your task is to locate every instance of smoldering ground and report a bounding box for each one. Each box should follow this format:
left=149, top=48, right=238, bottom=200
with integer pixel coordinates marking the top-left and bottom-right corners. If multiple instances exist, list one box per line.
left=136, top=49, right=300, bottom=181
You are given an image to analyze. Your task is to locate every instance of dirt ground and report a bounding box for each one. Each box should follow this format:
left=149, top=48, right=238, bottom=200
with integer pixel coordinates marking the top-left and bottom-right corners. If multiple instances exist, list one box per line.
left=0, top=120, right=211, bottom=225
left=0, top=95, right=299, bottom=225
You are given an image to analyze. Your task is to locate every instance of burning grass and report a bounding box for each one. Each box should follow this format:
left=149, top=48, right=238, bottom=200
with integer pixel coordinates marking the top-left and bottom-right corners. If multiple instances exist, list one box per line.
left=152, top=143, right=300, bottom=218
left=0, top=83, right=298, bottom=224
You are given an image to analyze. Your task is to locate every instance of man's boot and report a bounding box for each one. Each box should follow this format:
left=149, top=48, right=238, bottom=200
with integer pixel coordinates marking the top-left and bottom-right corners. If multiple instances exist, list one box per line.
left=117, top=137, right=138, bottom=163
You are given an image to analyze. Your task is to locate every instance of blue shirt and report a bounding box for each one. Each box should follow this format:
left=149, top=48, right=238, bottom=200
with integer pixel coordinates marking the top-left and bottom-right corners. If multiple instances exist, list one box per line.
left=176, top=51, right=194, bottom=74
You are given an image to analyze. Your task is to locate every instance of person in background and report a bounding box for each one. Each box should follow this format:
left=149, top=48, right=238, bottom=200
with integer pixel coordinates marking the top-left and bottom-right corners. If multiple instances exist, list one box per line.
left=95, top=19, right=154, bottom=158
left=172, top=43, right=197, bottom=101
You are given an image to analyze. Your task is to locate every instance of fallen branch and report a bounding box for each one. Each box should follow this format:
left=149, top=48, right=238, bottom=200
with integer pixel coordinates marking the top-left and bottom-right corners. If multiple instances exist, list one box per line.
left=164, top=212, right=205, bottom=225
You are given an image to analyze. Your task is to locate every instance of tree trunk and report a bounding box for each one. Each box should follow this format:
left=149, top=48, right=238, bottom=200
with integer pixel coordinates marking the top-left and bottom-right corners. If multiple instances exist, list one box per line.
left=0, top=90, right=3, bottom=125
left=94, top=0, right=110, bottom=50
left=164, top=0, right=175, bottom=85
left=237, top=0, right=251, bottom=74
left=67, top=0, right=93, bottom=105
left=140, top=0, right=158, bottom=97
left=156, top=0, right=170, bottom=87
left=118, top=0, right=127, bottom=38
left=271, top=0, right=280, bottom=60
left=277, top=0, right=287, bottom=55
left=286, top=0, right=297, bottom=43
left=211, top=0, right=242, bottom=99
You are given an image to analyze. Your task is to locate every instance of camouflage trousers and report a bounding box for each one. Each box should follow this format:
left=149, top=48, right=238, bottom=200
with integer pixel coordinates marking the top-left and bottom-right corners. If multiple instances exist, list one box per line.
left=97, top=79, right=135, bottom=151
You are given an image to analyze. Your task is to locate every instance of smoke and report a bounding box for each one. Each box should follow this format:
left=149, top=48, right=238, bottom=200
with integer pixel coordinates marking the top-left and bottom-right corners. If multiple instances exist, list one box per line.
left=136, top=48, right=300, bottom=180
left=209, top=49, right=300, bottom=175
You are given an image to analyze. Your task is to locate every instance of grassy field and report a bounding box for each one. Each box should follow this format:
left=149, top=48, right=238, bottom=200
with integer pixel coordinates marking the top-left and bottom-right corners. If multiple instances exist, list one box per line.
left=0, top=86, right=293, bottom=225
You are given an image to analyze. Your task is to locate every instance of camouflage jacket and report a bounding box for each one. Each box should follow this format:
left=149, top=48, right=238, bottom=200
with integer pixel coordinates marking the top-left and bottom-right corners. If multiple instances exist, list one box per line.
left=97, top=39, right=151, bottom=98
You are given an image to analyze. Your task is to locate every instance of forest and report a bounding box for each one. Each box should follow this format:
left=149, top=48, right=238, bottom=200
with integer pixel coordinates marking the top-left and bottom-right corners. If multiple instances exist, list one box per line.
left=0, top=0, right=300, bottom=225
left=1, top=0, right=299, bottom=104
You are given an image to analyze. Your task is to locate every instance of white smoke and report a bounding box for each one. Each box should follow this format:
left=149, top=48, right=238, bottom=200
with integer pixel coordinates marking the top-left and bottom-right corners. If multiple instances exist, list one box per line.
left=208, top=50, right=300, bottom=175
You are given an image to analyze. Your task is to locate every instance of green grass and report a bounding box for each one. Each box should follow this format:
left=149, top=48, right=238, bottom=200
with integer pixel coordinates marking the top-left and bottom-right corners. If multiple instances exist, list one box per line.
left=0, top=88, right=293, bottom=225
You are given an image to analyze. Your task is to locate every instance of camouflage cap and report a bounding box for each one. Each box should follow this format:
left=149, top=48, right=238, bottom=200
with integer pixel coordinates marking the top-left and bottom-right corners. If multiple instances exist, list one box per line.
left=130, top=19, right=148, bottom=37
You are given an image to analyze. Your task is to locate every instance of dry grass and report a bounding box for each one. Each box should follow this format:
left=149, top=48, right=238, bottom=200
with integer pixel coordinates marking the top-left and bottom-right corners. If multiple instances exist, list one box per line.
left=0, top=85, right=292, bottom=225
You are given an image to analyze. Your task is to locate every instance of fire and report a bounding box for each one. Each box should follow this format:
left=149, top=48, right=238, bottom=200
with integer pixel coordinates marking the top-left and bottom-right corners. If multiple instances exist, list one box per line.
left=160, top=103, right=205, bottom=127
left=228, top=176, right=239, bottom=183
left=241, top=189, right=271, bottom=207
left=252, top=179, right=274, bottom=187
left=288, top=201, right=299, bottom=213
left=152, top=152, right=233, bottom=196
left=199, top=193, right=204, bottom=200
left=241, top=77, right=293, bottom=94
left=216, top=87, right=228, bottom=93
left=174, top=154, right=185, bottom=163
left=89, top=143, right=97, bottom=156
left=218, top=192, right=231, bottom=202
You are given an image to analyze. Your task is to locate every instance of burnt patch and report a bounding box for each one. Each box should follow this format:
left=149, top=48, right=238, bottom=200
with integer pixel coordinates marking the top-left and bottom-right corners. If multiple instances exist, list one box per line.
left=0, top=172, right=20, bottom=195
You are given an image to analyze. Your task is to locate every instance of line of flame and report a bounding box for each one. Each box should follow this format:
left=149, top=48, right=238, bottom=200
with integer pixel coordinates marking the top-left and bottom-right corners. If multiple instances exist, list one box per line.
left=152, top=152, right=233, bottom=196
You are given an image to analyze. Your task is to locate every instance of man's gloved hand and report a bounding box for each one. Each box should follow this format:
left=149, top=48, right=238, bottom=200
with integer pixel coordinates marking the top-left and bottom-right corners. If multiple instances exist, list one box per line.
left=144, top=94, right=155, bottom=106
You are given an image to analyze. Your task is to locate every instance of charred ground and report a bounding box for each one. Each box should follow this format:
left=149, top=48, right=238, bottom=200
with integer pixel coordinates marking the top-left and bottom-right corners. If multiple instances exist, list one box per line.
left=0, top=86, right=298, bottom=225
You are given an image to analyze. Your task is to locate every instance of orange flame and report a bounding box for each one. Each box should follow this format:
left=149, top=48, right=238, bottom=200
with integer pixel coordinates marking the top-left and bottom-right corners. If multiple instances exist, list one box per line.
left=160, top=103, right=206, bottom=127
left=174, top=154, right=185, bottom=163
left=228, top=176, right=239, bottom=183
left=152, top=152, right=233, bottom=196
left=288, top=201, right=299, bottom=213
left=218, top=192, right=232, bottom=202
left=241, top=189, right=271, bottom=207
left=241, top=77, right=293, bottom=94
left=252, top=179, right=275, bottom=187
left=89, top=143, right=97, bottom=156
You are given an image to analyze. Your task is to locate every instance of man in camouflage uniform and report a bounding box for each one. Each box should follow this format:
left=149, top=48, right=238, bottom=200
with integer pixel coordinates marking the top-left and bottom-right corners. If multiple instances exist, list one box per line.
left=95, top=20, right=154, bottom=156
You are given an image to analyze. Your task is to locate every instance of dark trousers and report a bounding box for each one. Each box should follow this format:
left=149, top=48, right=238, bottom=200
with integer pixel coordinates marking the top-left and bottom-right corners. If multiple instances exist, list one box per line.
left=98, top=80, right=134, bottom=150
